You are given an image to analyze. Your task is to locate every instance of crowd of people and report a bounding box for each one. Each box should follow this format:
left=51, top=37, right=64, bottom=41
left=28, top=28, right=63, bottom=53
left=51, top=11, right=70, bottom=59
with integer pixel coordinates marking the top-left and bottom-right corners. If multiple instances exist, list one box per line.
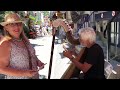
left=38, top=25, right=52, bottom=36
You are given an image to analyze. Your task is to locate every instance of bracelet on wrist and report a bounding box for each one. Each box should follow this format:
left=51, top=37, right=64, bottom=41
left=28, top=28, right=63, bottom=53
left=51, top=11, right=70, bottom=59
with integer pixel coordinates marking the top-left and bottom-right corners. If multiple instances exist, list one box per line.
left=70, top=55, right=76, bottom=60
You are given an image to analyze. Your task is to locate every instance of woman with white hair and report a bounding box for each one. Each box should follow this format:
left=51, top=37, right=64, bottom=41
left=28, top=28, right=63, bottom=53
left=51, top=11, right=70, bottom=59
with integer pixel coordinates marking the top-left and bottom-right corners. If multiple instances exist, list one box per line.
left=63, top=27, right=105, bottom=79
left=0, top=12, right=45, bottom=79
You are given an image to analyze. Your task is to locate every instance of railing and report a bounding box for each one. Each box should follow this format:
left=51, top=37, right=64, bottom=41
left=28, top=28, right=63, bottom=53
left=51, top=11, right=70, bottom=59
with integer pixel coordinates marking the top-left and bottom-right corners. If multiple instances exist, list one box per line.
left=103, top=11, right=120, bottom=61
left=78, top=11, right=95, bottom=29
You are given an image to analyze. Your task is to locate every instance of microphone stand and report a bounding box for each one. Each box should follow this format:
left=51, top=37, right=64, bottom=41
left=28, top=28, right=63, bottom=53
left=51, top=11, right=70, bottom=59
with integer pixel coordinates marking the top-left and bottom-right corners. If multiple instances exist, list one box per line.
left=48, top=27, right=57, bottom=79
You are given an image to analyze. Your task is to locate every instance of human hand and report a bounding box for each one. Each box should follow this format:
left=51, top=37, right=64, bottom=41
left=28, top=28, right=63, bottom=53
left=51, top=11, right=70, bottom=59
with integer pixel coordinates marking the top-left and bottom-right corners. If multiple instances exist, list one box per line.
left=63, top=50, right=73, bottom=59
left=69, top=49, right=77, bottom=56
left=52, top=27, right=56, bottom=36
left=37, top=63, right=47, bottom=71
left=24, top=70, right=38, bottom=77
left=52, top=19, right=61, bottom=28
left=63, top=44, right=76, bottom=56
left=37, top=61, right=47, bottom=70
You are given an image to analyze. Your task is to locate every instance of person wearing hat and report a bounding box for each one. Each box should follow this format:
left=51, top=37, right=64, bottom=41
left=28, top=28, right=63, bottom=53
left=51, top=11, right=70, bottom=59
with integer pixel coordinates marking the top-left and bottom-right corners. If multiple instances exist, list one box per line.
left=0, top=12, right=45, bottom=79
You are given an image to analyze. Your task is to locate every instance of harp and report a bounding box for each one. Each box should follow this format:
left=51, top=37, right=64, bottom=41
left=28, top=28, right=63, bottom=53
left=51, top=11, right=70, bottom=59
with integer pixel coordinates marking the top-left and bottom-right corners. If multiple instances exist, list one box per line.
left=52, top=19, right=85, bottom=79
left=61, top=47, right=85, bottom=79
left=52, top=19, right=80, bottom=45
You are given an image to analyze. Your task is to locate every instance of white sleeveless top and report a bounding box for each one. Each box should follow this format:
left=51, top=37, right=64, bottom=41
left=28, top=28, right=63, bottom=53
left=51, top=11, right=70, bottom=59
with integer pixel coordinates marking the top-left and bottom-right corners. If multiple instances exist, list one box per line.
left=5, top=40, right=39, bottom=79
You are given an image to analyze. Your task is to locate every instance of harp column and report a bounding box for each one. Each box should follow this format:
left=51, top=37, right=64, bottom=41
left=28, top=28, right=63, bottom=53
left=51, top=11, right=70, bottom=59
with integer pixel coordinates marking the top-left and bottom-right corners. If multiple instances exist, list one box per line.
left=66, top=11, right=73, bottom=24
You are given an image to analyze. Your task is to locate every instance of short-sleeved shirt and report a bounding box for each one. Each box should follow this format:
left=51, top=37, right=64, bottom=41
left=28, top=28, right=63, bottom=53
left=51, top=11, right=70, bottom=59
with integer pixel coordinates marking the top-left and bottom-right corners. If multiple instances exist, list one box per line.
left=80, top=43, right=105, bottom=79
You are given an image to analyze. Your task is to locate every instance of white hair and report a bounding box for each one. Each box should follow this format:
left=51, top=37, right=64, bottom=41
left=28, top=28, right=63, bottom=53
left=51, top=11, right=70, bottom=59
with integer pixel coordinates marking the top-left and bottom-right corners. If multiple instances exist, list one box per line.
left=78, top=27, right=96, bottom=43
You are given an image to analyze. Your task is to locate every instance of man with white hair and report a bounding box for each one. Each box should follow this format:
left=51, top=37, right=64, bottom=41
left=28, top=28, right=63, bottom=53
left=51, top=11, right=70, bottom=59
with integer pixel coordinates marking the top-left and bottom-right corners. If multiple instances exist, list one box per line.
left=63, top=27, right=106, bottom=79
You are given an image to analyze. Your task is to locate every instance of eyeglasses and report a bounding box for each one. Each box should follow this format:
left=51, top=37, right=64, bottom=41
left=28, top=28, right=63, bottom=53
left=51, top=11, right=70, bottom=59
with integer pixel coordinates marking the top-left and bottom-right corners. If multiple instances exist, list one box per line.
left=6, top=22, right=22, bottom=27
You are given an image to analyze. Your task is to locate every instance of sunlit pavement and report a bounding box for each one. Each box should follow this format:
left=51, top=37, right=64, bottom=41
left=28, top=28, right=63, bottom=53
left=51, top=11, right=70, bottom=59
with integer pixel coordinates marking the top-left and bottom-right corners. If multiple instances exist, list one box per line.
left=29, top=36, right=70, bottom=79
left=29, top=34, right=120, bottom=79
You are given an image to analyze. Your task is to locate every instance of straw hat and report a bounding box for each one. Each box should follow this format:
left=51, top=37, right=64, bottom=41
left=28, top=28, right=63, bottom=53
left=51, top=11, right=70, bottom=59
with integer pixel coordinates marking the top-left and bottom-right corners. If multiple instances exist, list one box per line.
left=0, top=13, right=24, bottom=26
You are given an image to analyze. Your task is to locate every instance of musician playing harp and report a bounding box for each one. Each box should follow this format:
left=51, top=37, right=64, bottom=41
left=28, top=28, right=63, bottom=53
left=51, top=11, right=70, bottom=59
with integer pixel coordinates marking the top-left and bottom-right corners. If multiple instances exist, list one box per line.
left=53, top=19, right=106, bottom=79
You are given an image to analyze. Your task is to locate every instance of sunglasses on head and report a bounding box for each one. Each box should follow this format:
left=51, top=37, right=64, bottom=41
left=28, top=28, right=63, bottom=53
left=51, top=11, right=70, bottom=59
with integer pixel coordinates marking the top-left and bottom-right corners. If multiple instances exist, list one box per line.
left=6, top=22, right=22, bottom=26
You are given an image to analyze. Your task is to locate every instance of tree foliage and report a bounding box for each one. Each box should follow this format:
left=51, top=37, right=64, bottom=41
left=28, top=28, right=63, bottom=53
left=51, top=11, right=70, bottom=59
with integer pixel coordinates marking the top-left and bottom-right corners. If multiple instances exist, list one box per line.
left=0, top=11, right=14, bottom=22
left=43, top=11, right=50, bottom=17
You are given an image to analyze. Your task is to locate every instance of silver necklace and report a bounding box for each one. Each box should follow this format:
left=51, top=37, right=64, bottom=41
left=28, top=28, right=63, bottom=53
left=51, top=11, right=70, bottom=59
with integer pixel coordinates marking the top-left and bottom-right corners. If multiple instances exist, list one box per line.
left=12, top=40, right=25, bottom=48
left=12, top=38, right=23, bottom=42
left=12, top=38, right=24, bottom=48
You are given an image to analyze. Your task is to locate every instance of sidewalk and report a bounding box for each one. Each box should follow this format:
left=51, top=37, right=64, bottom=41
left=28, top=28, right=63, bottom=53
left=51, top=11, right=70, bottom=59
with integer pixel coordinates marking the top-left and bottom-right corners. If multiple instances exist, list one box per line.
left=29, top=36, right=70, bottom=79
left=31, top=35, right=118, bottom=79
left=30, top=36, right=52, bottom=79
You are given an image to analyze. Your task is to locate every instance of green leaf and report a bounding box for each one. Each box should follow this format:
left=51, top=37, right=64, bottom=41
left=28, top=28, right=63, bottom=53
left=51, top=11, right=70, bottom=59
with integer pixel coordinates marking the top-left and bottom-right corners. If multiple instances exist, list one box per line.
left=29, top=15, right=36, bottom=21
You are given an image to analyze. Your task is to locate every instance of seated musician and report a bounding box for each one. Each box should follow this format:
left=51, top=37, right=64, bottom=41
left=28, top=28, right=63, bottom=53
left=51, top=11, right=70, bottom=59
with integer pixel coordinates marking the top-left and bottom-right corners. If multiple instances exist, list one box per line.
left=52, top=19, right=105, bottom=79
left=63, top=27, right=106, bottom=79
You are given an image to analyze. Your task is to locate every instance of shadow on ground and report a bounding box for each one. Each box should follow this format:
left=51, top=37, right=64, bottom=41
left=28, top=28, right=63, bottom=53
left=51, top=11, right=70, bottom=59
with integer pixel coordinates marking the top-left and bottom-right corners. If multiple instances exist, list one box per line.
left=31, top=44, right=44, bottom=47
left=59, top=52, right=66, bottom=59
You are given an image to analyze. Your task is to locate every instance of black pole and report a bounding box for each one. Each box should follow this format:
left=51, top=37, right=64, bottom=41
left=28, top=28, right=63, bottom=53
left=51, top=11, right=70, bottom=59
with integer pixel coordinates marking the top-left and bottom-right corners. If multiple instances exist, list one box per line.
left=104, top=11, right=120, bottom=38
left=48, top=27, right=56, bottom=79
